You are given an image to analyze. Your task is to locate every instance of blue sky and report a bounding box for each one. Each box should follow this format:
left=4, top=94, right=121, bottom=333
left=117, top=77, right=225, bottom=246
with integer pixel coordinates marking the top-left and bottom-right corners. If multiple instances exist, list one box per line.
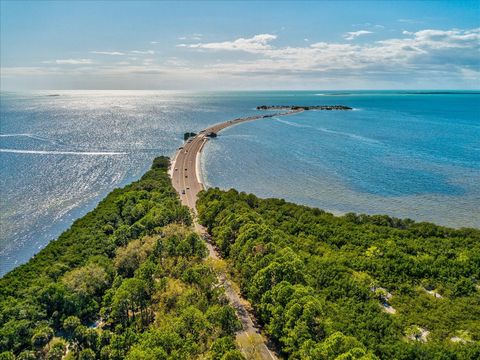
left=1, top=0, right=479, bottom=90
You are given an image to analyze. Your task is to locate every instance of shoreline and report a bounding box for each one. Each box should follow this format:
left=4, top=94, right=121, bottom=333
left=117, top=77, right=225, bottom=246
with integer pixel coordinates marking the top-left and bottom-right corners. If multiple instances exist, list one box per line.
left=195, top=136, right=208, bottom=189
left=170, top=109, right=303, bottom=209
left=170, top=108, right=480, bottom=230
left=257, top=105, right=352, bottom=111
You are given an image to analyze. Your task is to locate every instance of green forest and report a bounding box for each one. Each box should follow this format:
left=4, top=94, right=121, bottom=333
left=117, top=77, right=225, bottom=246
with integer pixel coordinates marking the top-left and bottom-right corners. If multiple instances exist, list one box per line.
left=1, top=157, right=480, bottom=360
left=0, top=157, right=244, bottom=360
left=197, top=188, right=480, bottom=360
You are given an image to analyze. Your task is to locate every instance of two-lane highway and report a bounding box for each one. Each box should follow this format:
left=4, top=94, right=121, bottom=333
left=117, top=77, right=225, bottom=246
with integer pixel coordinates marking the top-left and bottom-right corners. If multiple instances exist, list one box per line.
left=170, top=109, right=301, bottom=360
left=171, top=110, right=302, bottom=210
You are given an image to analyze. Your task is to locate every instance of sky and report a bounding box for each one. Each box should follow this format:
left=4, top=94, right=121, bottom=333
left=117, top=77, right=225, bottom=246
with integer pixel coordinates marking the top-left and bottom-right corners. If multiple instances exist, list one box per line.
left=1, top=0, right=479, bottom=90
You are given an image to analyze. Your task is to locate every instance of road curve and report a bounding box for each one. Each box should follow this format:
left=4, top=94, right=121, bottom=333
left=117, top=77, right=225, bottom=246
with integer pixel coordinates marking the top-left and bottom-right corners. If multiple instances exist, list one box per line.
left=171, top=110, right=302, bottom=210
left=170, top=110, right=301, bottom=360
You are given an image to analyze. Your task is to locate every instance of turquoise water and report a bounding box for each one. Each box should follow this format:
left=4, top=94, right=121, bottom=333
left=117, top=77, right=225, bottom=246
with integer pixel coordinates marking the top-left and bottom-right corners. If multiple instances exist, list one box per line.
left=203, top=91, right=480, bottom=226
left=1, top=90, right=479, bottom=275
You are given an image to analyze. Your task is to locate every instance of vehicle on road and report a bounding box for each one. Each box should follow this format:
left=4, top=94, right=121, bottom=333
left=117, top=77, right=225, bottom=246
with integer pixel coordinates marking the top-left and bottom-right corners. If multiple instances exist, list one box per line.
left=181, top=190, right=185, bottom=194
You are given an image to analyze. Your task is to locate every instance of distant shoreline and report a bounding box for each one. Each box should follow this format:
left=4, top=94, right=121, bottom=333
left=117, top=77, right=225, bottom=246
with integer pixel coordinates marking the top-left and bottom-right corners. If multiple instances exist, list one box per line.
left=257, top=105, right=352, bottom=111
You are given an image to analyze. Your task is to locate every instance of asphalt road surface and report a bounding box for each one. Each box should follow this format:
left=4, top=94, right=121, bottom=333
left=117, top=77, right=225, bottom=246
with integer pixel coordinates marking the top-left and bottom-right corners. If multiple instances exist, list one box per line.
left=171, top=110, right=301, bottom=359
left=171, top=110, right=301, bottom=210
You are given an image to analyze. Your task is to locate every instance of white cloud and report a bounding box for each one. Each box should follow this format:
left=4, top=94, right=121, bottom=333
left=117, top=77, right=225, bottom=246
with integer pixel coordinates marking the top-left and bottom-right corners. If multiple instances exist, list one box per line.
left=1, top=66, right=55, bottom=76
left=164, top=57, right=188, bottom=67
left=398, top=18, right=423, bottom=24
left=344, top=30, right=373, bottom=40
left=4, top=28, right=478, bottom=89
left=459, top=67, right=480, bottom=80
left=90, top=51, right=125, bottom=56
left=176, top=28, right=480, bottom=80
left=130, top=50, right=155, bottom=55
left=178, top=34, right=203, bottom=41
left=142, top=58, right=155, bottom=65
left=31, top=28, right=479, bottom=82
left=184, top=34, right=277, bottom=52
left=54, top=59, right=93, bottom=65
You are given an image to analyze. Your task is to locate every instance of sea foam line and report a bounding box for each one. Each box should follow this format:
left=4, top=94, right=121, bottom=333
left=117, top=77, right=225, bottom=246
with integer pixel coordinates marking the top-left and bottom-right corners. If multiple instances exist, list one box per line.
left=275, top=118, right=380, bottom=144
left=275, top=118, right=312, bottom=128
left=0, top=149, right=127, bottom=156
left=1, top=133, right=52, bottom=141
left=315, top=127, right=382, bottom=144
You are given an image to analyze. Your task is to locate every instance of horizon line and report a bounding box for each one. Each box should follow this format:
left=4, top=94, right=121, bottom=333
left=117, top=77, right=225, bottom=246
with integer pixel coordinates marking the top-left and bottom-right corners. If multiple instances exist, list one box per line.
left=1, top=89, right=480, bottom=92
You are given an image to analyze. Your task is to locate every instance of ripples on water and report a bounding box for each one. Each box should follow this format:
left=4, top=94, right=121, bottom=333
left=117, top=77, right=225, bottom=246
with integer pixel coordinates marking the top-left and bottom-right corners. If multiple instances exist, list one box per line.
left=1, top=90, right=479, bottom=275
left=0, top=90, right=259, bottom=274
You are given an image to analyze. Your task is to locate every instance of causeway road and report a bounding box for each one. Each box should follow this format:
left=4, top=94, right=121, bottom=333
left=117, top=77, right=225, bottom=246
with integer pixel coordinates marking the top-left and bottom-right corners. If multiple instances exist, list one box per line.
left=170, top=110, right=301, bottom=360
left=171, top=110, right=302, bottom=209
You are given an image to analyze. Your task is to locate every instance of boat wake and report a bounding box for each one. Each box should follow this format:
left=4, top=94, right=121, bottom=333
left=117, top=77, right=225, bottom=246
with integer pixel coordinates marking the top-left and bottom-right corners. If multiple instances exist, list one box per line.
left=0, top=149, right=127, bottom=156
left=0, top=133, right=63, bottom=145
left=315, top=127, right=382, bottom=144
left=275, top=118, right=312, bottom=128
left=273, top=119, right=381, bottom=145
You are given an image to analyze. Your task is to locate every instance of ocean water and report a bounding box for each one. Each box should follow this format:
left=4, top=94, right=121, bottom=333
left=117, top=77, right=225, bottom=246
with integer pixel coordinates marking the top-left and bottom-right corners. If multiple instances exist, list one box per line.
left=1, top=90, right=479, bottom=275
